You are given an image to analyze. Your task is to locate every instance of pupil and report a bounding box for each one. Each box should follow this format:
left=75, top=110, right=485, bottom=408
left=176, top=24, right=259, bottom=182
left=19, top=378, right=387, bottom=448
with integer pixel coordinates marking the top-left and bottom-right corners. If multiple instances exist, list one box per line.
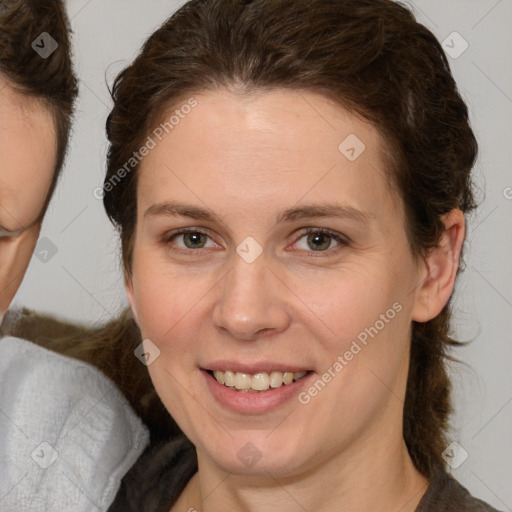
left=185, top=232, right=205, bottom=248
left=308, top=233, right=330, bottom=251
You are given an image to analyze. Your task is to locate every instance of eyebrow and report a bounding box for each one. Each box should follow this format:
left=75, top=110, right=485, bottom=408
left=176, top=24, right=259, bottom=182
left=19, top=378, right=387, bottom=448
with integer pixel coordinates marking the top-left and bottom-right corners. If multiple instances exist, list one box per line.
left=144, top=200, right=374, bottom=225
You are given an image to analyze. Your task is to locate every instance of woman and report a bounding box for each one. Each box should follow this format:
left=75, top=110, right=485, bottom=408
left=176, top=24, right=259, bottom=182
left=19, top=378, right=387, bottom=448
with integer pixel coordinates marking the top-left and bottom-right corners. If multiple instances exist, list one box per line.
left=4, top=0, right=500, bottom=510
left=99, top=0, right=501, bottom=510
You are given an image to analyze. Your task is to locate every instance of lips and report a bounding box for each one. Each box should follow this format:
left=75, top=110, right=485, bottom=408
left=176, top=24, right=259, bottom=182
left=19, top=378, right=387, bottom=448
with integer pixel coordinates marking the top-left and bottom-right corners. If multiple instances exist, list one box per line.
left=201, top=367, right=315, bottom=414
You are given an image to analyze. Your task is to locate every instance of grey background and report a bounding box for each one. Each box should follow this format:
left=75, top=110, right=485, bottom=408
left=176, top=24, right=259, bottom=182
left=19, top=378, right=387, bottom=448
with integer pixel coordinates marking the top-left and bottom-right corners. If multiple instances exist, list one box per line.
left=13, top=0, right=512, bottom=508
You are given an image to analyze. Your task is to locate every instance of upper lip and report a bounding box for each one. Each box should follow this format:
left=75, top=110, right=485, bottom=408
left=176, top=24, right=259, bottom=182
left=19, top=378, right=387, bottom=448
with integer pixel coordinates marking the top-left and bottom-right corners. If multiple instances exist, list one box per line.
left=202, top=361, right=312, bottom=374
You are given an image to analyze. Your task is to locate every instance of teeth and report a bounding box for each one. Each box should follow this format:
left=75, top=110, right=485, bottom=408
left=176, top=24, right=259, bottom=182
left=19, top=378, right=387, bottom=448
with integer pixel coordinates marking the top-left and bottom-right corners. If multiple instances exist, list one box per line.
left=234, top=372, right=252, bottom=390
left=212, top=369, right=308, bottom=392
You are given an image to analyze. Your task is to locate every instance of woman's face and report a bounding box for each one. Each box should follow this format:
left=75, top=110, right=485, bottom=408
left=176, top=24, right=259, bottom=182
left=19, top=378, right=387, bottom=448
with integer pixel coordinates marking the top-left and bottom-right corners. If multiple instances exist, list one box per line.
left=127, top=88, right=428, bottom=476
left=0, top=80, right=57, bottom=316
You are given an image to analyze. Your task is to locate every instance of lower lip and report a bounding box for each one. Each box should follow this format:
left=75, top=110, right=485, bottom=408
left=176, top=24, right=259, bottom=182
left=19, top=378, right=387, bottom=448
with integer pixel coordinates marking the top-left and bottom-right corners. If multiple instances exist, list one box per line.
left=201, top=369, right=315, bottom=414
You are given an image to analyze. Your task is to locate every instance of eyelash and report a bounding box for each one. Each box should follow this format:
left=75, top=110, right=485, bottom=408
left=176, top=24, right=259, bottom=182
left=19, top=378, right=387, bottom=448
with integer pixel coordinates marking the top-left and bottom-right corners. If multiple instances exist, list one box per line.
left=160, top=227, right=350, bottom=257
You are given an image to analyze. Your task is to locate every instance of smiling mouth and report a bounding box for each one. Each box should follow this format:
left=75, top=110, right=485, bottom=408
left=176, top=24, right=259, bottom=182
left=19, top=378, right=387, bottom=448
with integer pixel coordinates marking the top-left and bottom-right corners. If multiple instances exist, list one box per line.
left=205, top=369, right=312, bottom=393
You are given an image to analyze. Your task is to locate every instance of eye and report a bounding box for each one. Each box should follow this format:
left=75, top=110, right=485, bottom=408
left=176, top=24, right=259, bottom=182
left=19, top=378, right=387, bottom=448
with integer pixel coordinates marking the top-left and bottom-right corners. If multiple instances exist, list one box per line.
left=162, top=228, right=218, bottom=252
left=161, top=227, right=349, bottom=256
left=0, top=226, right=24, bottom=239
left=292, top=228, right=348, bottom=255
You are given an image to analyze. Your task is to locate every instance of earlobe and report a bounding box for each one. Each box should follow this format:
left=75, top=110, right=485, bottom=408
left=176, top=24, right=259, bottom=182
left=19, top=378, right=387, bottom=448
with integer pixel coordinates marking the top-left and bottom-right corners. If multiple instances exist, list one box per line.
left=411, top=209, right=466, bottom=323
left=124, top=274, right=139, bottom=325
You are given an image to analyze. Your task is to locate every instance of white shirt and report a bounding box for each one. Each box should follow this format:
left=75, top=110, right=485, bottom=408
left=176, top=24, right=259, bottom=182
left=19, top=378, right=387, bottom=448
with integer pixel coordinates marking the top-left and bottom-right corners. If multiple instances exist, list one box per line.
left=0, top=336, right=149, bottom=511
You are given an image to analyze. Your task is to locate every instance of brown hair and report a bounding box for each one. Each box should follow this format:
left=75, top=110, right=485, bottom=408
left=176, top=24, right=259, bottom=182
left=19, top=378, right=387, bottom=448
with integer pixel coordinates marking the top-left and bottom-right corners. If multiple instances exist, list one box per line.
left=0, top=0, right=78, bottom=217
left=16, top=0, right=475, bottom=476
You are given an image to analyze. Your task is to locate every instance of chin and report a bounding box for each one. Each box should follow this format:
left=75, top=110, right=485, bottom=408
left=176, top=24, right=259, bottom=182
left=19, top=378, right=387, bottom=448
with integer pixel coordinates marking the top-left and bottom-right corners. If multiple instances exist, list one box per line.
left=195, top=430, right=310, bottom=477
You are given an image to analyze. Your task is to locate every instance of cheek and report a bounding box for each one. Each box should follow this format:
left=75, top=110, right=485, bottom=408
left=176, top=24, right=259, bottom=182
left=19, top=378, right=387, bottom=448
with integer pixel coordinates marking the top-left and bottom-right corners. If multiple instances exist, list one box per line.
left=133, top=254, right=408, bottom=360
left=291, top=259, right=405, bottom=340
left=290, top=256, right=413, bottom=401
left=0, top=228, right=40, bottom=312
left=131, top=257, right=217, bottom=345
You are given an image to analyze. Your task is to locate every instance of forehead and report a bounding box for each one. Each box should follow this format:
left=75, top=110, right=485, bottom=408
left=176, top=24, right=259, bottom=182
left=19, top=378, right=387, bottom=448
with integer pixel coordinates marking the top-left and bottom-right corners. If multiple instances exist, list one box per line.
left=137, top=88, right=402, bottom=223
left=0, top=81, right=57, bottom=230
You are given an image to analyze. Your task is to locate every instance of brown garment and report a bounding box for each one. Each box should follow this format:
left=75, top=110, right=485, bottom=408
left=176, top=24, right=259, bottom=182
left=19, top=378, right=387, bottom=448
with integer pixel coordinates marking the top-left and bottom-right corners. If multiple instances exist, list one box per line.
left=108, top=435, right=502, bottom=512
left=416, top=459, right=502, bottom=511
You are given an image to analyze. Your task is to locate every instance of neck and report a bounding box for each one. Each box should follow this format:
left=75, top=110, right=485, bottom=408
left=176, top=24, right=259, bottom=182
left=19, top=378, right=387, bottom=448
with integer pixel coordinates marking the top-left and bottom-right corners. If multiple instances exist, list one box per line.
left=178, top=427, right=429, bottom=512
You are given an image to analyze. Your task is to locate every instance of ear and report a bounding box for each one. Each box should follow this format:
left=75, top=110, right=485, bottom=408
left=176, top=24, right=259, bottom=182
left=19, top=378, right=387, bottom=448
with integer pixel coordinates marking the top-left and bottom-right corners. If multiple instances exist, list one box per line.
left=411, top=209, right=465, bottom=323
left=124, top=272, right=139, bottom=325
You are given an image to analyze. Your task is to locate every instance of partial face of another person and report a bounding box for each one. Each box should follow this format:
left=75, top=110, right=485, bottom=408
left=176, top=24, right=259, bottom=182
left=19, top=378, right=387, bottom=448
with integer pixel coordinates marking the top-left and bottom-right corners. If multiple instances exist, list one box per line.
left=126, top=89, right=457, bottom=477
left=0, top=79, right=57, bottom=317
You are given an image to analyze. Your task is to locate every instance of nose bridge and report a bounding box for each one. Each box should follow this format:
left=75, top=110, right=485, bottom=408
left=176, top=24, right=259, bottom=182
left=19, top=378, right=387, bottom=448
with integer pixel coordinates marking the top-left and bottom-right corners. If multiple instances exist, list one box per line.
left=212, top=248, right=289, bottom=340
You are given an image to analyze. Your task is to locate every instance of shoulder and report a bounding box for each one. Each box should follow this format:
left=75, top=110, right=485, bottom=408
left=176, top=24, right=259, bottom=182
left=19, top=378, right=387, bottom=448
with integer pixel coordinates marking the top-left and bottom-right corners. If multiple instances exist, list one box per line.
left=417, top=462, right=504, bottom=512
left=0, top=336, right=149, bottom=511
left=108, top=434, right=198, bottom=511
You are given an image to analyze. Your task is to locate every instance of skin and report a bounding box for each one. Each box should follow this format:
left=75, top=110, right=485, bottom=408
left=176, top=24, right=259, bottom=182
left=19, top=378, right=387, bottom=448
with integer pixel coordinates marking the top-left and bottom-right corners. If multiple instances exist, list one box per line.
left=125, top=88, right=465, bottom=512
left=0, top=78, right=57, bottom=317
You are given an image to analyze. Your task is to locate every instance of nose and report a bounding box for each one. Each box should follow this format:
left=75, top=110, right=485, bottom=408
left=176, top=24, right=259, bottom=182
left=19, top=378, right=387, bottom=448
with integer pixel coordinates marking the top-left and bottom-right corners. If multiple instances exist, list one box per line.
left=211, top=252, right=291, bottom=341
